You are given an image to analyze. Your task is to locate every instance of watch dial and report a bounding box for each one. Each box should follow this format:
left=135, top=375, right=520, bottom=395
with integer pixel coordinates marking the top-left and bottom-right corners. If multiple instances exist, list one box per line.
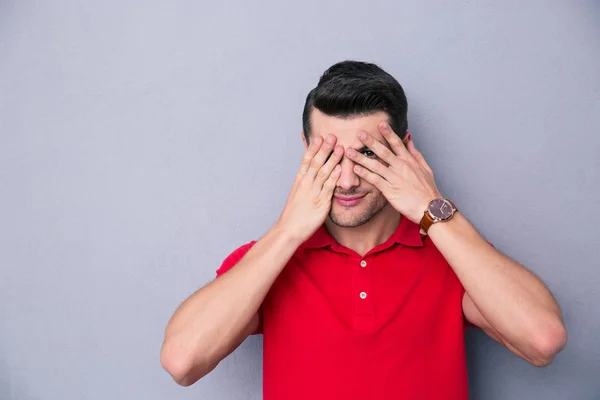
left=429, top=199, right=453, bottom=220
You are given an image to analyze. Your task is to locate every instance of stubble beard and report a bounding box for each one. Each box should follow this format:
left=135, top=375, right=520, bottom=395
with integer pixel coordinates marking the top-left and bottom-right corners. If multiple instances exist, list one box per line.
left=328, top=193, right=388, bottom=228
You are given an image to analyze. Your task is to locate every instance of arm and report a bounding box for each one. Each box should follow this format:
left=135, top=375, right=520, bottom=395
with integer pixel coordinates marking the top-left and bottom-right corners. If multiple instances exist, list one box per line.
left=428, top=212, right=567, bottom=366
left=160, top=133, right=344, bottom=386
left=160, top=224, right=301, bottom=386
left=345, top=122, right=567, bottom=367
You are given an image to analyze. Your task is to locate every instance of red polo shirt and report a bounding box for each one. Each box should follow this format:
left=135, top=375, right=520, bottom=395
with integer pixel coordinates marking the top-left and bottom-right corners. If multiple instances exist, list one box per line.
left=216, top=216, right=469, bottom=399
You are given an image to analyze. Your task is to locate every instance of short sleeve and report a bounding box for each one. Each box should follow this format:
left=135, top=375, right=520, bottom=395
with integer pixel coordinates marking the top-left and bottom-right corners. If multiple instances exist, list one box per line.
left=216, top=241, right=258, bottom=277
left=215, top=241, right=262, bottom=335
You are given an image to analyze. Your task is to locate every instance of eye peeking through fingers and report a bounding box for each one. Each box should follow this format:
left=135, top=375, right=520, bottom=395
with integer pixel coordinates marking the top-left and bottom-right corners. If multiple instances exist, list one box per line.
left=361, top=149, right=377, bottom=158
left=357, top=147, right=377, bottom=158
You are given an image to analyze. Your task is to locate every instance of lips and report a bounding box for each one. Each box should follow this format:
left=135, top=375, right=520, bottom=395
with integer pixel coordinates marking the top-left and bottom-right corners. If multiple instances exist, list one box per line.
left=335, top=196, right=364, bottom=201
left=334, top=194, right=366, bottom=206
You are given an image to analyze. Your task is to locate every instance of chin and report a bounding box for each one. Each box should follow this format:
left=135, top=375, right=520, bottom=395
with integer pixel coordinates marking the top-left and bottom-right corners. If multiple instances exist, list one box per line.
left=329, top=197, right=388, bottom=228
left=329, top=209, right=371, bottom=228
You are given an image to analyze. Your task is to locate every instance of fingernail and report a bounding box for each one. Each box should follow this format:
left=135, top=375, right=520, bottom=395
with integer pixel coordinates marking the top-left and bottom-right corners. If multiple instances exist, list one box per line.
left=354, top=165, right=362, bottom=173
left=334, top=146, right=343, bottom=155
left=359, top=132, right=367, bottom=140
left=326, top=136, right=335, bottom=144
left=347, top=148, right=356, bottom=157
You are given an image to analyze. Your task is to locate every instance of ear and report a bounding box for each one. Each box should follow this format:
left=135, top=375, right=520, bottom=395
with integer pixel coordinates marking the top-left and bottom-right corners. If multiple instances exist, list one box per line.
left=301, top=132, right=308, bottom=150
left=403, top=131, right=412, bottom=145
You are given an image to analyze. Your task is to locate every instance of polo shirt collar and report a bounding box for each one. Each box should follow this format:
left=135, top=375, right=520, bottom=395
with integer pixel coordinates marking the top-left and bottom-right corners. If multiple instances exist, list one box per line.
left=300, top=214, right=424, bottom=249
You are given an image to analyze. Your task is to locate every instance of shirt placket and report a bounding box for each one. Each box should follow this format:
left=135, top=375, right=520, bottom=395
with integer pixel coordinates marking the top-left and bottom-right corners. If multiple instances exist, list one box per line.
left=353, top=256, right=375, bottom=330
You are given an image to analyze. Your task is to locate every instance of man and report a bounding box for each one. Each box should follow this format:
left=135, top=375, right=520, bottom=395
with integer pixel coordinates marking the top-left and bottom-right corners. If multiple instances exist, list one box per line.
left=160, top=61, right=567, bottom=399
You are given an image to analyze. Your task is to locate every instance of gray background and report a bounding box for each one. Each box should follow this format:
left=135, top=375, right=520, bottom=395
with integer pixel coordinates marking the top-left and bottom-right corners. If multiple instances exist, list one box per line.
left=0, top=0, right=598, bottom=399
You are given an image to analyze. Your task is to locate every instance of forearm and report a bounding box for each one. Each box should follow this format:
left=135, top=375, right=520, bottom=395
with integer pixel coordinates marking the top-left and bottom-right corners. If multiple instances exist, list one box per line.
left=343, top=121, right=567, bottom=364
left=161, top=223, right=301, bottom=383
left=428, top=212, right=566, bottom=359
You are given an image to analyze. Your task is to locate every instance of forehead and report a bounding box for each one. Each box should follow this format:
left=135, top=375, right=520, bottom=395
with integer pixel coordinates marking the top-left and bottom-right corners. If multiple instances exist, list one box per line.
left=309, top=108, right=389, bottom=148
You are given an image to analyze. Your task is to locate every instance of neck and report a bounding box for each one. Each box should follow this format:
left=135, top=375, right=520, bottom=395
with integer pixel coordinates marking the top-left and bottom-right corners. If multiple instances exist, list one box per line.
left=324, top=204, right=401, bottom=257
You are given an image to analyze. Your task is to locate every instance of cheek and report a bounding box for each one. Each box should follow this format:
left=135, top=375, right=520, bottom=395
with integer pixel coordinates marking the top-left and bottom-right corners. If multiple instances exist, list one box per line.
left=359, top=179, right=377, bottom=192
left=367, top=186, right=386, bottom=201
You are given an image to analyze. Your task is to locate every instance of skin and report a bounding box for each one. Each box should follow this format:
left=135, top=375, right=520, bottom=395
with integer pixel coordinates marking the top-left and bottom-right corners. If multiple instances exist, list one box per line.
left=161, top=107, right=567, bottom=387
left=302, top=109, right=418, bottom=255
left=161, top=111, right=346, bottom=386
left=307, top=108, right=567, bottom=367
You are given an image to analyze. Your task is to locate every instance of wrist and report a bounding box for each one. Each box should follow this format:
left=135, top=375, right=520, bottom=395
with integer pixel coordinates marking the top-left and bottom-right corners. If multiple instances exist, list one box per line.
left=271, top=220, right=306, bottom=247
left=427, top=210, right=460, bottom=236
left=419, top=196, right=457, bottom=234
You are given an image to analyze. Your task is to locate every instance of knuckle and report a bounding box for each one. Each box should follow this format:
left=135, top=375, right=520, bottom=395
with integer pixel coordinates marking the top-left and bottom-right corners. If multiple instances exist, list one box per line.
left=392, top=162, right=404, bottom=171
left=318, top=143, right=331, bottom=153
left=317, top=168, right=328, bottom=180
left=297, top=175, right=308, bottom=187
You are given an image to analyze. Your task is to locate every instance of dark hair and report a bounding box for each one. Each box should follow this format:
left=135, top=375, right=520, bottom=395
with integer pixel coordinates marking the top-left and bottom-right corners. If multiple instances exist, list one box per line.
left=302, top=60, right=408, bottom=143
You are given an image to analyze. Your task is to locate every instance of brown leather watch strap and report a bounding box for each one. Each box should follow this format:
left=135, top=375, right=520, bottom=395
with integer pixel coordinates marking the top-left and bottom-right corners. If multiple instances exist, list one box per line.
left=420, top=211, right=435, bottom=234
left=419, top=199, right=458, bottom=235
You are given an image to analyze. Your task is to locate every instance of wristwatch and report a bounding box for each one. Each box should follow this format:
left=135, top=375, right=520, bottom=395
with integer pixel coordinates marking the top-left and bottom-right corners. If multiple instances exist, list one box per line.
left=419, top=198, right=458, bottom=235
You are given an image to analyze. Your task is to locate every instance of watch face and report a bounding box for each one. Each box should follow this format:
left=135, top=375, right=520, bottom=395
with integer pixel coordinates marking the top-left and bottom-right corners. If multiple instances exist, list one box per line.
left=428, top=199, right=453, bottom=220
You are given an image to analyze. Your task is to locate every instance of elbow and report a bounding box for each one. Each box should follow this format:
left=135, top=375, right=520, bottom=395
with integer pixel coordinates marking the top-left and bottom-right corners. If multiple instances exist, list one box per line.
left=160, top=344, right=197, bottom=386
left=160, top=340, right=215, bottom=386
left=529, top=320, right=568, bottom=367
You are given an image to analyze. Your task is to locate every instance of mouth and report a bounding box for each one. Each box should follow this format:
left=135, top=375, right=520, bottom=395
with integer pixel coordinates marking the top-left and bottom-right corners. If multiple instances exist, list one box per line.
left=334, top=194, right=366, bottom=207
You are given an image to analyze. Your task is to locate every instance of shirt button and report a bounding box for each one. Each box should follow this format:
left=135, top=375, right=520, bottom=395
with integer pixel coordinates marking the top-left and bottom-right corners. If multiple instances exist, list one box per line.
left=359, top=291, right=367, bottom=299
left=360, top=260, right=367, bottom=268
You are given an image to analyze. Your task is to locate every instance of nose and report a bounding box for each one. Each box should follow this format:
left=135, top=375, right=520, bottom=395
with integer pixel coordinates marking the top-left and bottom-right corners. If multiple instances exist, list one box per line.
left=336, top=156, right=360, bottom=192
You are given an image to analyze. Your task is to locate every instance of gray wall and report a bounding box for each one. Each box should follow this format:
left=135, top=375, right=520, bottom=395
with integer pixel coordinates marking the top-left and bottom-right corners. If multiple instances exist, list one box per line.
left=1, top=1, right=598, bottom=399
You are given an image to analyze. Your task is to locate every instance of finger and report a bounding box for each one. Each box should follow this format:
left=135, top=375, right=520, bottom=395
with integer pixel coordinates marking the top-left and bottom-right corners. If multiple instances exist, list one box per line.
left=293, top=137, right=325, bottom=190
left=378, top=121, right=412, bottom=160
left=318, top=164, right=342, bottom=201
left=407, top=139, right=433, bottom=174
left=299, top=136, right=324, bottom=175
left=345, top=146, right=395, bottom=182
left=356, top=131, right=402, bottom=170
left=353, top=164, right=391, bottom=195
left=314, top=144, right=344, bottom=188
left=306, top=134, right=337, bottom=180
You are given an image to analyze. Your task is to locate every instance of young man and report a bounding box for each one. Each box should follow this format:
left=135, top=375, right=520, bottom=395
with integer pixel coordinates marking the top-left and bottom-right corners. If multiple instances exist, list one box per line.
left=160, top=61, right=567, bottom=399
